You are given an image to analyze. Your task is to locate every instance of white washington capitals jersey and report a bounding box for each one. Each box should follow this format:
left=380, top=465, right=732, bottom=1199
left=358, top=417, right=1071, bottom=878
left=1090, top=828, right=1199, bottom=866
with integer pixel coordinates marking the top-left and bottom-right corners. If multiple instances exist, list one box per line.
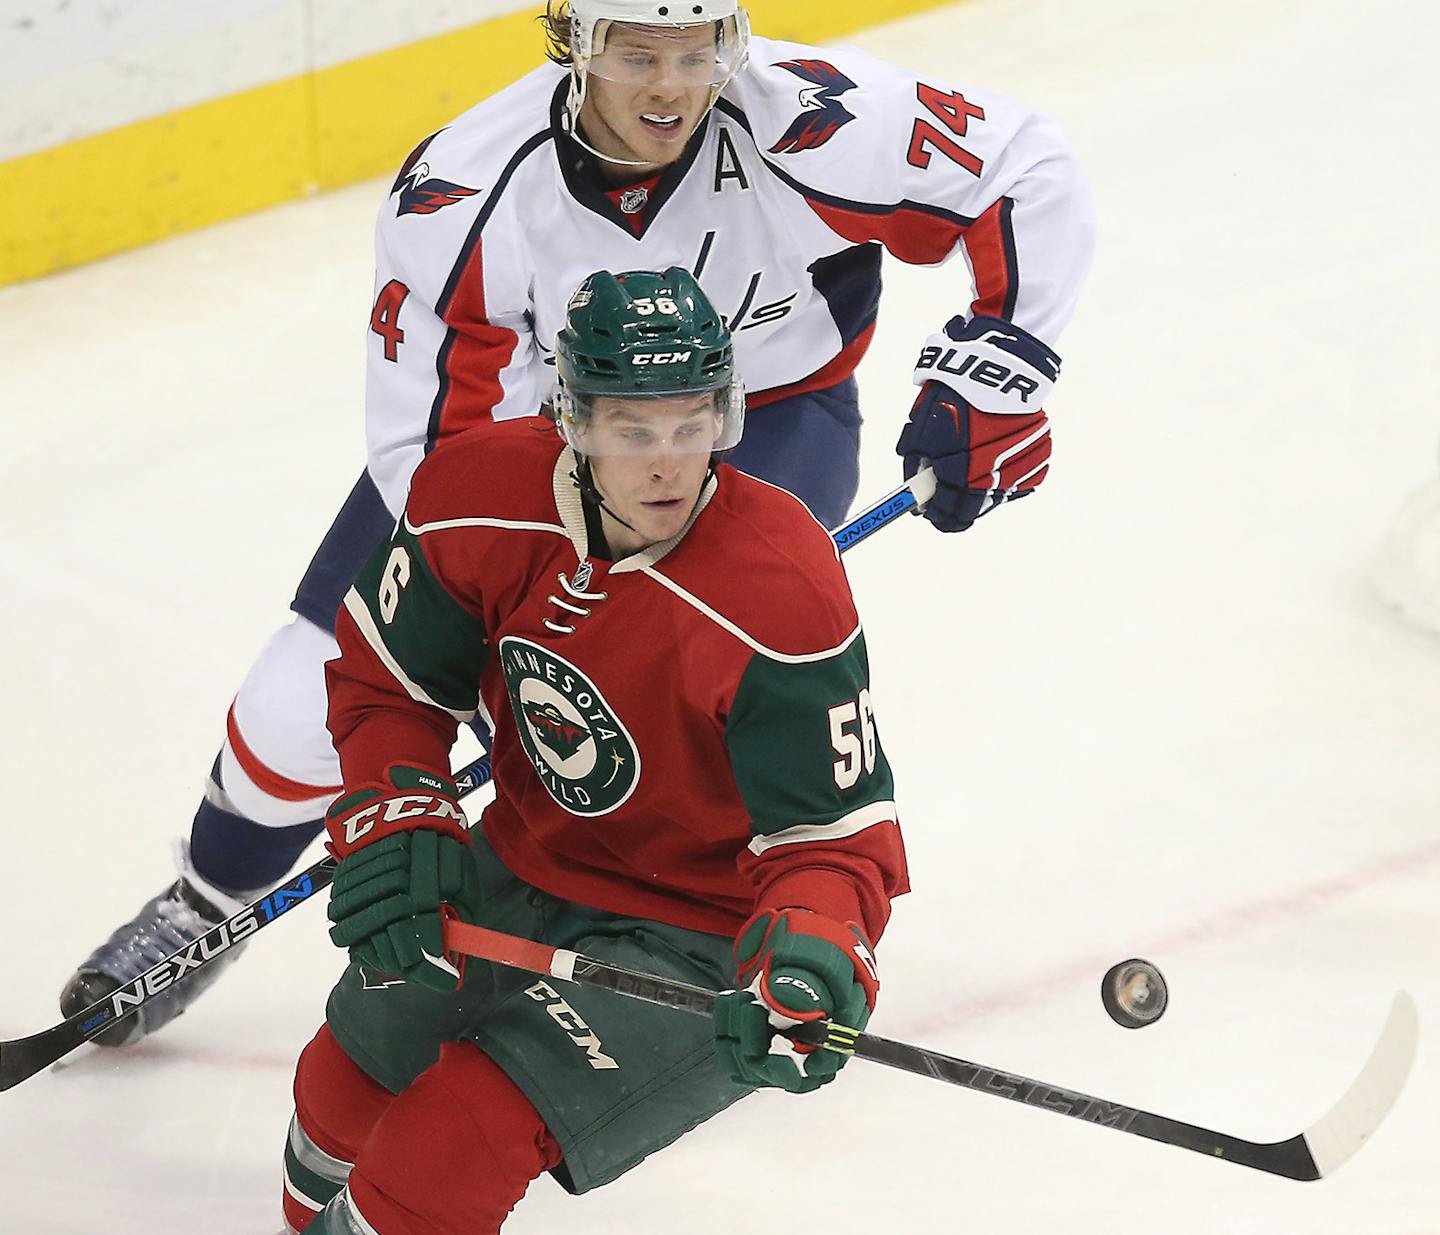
left=362, top=36, right=1096, bottom=514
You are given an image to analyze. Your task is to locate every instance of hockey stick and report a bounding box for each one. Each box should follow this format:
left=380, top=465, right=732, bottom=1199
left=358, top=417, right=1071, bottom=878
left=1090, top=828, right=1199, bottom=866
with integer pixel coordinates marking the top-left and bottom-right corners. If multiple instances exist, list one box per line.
left=0, top=468, right=935, bottom=1092
left=443, top=918, right=1418, bottom=1183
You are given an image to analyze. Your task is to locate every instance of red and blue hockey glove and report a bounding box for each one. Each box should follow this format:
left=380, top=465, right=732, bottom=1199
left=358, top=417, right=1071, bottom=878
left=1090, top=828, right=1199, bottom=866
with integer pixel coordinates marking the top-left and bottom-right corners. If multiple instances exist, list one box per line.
left=324, top=766, right=482, bottom=993
left=713, top=908, right=879, bottom=1094
left=897, top=313, right=1060, bottom=533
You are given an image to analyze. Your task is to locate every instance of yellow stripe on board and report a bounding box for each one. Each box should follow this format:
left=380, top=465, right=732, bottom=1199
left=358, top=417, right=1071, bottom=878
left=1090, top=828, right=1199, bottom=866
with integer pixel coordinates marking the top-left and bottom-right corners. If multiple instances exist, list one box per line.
left=0, top=78, right=317, bottom=285
left=311, top=8, right=545, bottom=191
left=0, top=0, right=958, bottom=286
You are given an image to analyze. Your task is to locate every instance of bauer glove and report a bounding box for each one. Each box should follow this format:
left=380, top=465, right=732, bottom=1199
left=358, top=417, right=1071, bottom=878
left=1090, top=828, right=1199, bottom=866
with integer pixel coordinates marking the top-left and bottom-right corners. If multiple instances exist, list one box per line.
left=713, top=908, right=879, bottom=1094
left=324, top=765, right=482, bottom=993
left=898, top=313, right=1059, bottom=532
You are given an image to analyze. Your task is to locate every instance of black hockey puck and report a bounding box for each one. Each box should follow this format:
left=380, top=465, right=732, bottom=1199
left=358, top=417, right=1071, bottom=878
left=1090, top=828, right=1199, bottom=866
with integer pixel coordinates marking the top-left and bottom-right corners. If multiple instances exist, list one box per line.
left=1101, top=959, right=1168, bottom=1029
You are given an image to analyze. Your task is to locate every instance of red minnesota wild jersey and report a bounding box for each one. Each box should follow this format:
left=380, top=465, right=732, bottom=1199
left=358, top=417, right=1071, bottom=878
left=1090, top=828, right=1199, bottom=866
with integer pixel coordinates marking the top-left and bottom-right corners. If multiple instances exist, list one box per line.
left=326, top=418, right=908, bottom=942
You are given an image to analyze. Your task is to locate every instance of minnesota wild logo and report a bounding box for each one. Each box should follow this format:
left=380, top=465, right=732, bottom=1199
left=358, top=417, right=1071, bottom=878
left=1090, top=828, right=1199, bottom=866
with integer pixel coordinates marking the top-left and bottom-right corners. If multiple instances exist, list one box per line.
left=523, top=702, right=592, bottom=760
left=499, top=637, right=640, bottom=816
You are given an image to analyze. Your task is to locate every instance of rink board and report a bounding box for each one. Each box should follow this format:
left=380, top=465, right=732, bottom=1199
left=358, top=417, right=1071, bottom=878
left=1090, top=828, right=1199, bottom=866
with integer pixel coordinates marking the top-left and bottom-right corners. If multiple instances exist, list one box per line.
left=0, top=0, right=959, bottom=286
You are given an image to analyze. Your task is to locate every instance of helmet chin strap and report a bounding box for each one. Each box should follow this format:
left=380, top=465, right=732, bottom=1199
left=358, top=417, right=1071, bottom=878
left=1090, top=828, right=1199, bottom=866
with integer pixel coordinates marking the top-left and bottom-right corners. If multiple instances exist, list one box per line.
left=571, top=460, right=640, bottom=537
left=570, top=458, right=719, bottom=545
left=563, top=71, right=725, bottom=170
left=560, top=108, right=656, bottom=169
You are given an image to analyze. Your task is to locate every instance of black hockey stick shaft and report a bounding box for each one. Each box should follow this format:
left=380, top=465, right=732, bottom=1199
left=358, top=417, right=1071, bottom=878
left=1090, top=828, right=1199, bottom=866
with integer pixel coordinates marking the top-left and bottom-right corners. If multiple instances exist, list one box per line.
left=444, top=919, right=1416, bottom=1183
left=1, top=470, right=934, bottom=1092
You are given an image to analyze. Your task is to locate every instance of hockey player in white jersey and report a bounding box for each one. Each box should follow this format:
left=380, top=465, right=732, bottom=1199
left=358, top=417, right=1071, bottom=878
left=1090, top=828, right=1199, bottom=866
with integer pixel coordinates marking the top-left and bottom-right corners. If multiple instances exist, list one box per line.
left=61, top=0, right=1094, bottom=1042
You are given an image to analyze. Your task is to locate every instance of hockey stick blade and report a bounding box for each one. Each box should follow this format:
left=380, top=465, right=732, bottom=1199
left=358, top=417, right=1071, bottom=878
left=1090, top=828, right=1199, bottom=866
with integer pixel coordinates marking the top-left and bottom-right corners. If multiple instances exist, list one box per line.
left=1295, top=991, right=1418, bottom=1178
left=442, top=920, right=1417, bottom=1182
left=816, top=991, right=1417, bottom=1181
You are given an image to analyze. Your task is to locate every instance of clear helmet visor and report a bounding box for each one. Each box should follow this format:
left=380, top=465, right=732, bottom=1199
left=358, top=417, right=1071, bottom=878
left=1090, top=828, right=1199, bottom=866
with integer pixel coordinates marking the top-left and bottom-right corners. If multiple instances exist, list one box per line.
left=557, top=380, right=746, bottom=458
left=583, top=18, right=747, bottom=89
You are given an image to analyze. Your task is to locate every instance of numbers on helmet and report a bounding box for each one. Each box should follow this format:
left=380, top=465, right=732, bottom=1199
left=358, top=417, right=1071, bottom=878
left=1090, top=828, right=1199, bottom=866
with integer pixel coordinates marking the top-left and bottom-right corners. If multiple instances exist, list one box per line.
left=632, top=296, right=680, bottom=317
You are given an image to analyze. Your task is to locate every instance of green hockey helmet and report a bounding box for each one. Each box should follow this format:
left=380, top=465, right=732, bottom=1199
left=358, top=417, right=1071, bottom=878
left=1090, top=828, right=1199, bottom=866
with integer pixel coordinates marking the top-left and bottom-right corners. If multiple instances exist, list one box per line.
left=555, top=267, right=744, bottom=457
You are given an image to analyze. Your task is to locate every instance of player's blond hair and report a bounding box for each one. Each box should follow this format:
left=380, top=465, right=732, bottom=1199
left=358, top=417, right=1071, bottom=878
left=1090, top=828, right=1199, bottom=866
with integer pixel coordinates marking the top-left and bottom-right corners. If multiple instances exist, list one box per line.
left=542, top=1, right=574, bottom=66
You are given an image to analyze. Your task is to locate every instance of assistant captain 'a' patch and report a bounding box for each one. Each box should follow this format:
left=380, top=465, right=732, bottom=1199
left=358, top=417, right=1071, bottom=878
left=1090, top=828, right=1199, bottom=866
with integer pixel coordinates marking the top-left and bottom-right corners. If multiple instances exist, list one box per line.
left=500, top=637, right=640, bottom=816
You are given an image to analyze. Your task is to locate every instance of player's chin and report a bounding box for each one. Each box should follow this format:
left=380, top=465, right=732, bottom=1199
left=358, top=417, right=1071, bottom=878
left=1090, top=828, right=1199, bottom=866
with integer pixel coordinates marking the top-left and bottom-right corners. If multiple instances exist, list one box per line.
left=639, top=499, right=690, bottom=537
left=624, top=136, right=679, bottom=168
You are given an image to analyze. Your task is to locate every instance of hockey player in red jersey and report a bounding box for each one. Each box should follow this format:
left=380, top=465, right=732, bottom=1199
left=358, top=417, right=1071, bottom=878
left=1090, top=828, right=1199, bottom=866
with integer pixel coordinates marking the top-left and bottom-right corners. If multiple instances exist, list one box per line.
left=278, top=268, right=907, bottom=1233
left=63, top=0, right=1089, bottom=1043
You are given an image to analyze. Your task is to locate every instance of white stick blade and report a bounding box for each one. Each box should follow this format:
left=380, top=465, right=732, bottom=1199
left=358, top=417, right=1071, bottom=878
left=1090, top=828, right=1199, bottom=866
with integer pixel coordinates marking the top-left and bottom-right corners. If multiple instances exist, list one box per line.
left=1302, top=991, right=1419, bottom=1177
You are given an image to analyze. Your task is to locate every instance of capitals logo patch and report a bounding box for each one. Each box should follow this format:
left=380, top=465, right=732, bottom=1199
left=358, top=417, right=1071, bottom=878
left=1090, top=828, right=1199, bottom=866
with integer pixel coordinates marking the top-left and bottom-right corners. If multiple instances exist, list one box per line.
left=500, top=637, right=640, bottom=816
left=769, top=60, right=859, bottom=155
left=390, top=136, right=479, bottom=217
left=393, top=162, right=479, bottom=216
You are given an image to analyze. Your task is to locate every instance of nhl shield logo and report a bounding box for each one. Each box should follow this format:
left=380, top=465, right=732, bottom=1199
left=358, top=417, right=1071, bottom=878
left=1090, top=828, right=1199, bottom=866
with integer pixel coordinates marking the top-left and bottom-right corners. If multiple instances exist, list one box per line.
left=618, top=186, right=649, bottom=214
left=500, top=637, right=640, bottom=816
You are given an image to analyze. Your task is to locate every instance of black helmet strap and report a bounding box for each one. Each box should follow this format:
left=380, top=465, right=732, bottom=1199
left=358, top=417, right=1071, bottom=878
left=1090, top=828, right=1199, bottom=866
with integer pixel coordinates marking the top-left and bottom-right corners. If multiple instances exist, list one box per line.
left=570, top=461, right=636, bottom=548
left=569, top=456, right=720, bottom=556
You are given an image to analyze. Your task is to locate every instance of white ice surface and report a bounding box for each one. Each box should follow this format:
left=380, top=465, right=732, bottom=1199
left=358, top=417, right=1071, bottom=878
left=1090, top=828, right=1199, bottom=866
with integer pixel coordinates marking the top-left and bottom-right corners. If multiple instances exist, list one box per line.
left=1, top=0, right=1438, bottom=1231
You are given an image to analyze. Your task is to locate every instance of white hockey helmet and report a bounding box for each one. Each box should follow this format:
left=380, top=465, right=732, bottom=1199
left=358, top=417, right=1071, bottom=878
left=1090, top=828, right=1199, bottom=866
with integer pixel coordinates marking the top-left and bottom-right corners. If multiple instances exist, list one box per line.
left=562, top=0, right=751, bottom=156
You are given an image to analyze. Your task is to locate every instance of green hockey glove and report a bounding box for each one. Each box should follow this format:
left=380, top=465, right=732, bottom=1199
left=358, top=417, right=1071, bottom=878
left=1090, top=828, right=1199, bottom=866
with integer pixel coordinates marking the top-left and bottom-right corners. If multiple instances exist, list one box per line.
left=324, top=765, right=481, bottom=993
left=713, top=908, right=879, bottom=1094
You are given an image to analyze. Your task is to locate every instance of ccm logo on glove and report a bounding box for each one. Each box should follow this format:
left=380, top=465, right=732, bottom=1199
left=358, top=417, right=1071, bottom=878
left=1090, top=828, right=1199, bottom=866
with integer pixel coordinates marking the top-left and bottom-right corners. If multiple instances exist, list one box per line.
left=342, top=794, right=465, bottom=846
left=772, top=973, right=824, bottom=1006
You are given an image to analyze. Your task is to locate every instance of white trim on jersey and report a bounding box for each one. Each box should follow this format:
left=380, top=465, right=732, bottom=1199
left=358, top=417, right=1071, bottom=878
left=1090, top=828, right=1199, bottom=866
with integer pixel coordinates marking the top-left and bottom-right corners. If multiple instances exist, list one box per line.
left=747, top=799, right=898, bottom=856
left=639, top=565, right=863, bottom=664
left=405, top=513, right=569, bottom=537
left=608, top=476, right=719, bottom=574
left=549, top=444, right=721, bottom=570
left=341, top=588, right=478, bottom=723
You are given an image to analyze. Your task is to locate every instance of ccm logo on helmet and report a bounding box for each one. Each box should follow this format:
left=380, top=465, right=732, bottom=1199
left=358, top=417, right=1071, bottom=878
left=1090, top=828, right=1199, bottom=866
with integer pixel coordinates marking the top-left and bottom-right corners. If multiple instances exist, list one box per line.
left=632, top=351, right=694, bottom=366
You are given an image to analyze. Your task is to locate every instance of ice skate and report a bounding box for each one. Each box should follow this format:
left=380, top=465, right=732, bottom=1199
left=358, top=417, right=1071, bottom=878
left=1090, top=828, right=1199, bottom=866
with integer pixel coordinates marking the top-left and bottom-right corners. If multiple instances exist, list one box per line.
left=59, top=841, right=253, bottom=1046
